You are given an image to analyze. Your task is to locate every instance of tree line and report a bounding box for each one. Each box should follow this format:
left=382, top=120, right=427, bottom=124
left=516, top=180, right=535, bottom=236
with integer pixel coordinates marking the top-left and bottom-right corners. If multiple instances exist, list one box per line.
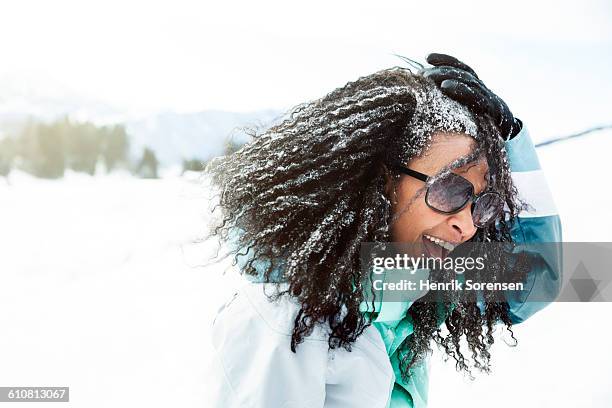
left=0, top=116, right=251, bottom=181
left=0, top=117, right=159, bottom=180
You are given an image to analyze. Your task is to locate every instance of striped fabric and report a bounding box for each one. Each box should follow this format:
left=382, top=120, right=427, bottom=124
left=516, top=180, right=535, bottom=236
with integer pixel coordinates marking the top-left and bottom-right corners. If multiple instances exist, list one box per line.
left=503, top=126, right=563, bottom=323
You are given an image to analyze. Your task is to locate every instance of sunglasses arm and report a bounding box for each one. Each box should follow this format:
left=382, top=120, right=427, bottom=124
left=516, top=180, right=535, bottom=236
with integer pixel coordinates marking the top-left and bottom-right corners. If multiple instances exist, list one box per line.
left=395, top=166, right=429, bottom=182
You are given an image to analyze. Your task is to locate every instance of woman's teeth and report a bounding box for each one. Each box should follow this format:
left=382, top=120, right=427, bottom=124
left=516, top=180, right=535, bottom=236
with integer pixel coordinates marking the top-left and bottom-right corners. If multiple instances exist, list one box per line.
left=423, top=234, right=455, bottom=252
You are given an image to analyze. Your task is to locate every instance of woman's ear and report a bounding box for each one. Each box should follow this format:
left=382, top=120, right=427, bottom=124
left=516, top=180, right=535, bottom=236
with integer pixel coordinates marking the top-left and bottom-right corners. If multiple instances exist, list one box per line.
left=381, top=164, right=397, bottom=205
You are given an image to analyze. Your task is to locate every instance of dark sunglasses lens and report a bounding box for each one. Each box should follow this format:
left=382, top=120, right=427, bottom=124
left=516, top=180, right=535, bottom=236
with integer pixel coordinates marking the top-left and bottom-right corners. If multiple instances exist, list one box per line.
left=426, top=173, right=472, bottom=212
left=472, top=193, right=504, bottom=226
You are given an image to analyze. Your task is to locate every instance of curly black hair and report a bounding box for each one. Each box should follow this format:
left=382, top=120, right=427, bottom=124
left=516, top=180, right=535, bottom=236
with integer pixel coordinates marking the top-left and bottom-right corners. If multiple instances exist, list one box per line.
left=205, top=67, right=525, bottom=381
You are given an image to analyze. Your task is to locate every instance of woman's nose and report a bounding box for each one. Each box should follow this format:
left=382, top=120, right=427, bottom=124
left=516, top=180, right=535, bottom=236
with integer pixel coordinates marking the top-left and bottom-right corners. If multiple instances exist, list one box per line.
left=448, top=204, right=477, bottom=241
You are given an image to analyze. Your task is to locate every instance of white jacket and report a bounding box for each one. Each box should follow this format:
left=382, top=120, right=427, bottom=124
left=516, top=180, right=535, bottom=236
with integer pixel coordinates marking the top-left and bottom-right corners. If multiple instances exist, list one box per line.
left=206, top=281, right=395, bottom=407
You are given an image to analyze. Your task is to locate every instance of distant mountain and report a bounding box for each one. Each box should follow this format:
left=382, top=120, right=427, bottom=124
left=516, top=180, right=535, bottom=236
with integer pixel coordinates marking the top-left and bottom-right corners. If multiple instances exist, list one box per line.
left=125, top=109, right=283, bottom=165
left=0, top=76, right=284, bottom=166
left=0, top=103, right=284, bottom=166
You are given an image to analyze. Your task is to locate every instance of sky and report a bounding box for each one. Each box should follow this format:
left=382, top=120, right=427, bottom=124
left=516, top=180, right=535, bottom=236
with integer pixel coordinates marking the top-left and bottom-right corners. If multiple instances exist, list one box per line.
left=0, top=0, right=611, bottom=140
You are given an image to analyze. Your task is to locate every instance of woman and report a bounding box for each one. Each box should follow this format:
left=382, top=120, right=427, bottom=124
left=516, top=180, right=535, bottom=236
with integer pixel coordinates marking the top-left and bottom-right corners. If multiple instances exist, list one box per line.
left=204, top=54, right=562, bottom=407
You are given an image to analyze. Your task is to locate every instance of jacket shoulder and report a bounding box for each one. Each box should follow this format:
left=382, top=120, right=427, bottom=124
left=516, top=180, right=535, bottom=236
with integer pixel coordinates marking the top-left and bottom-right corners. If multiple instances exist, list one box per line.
left=208, top=281, right=394, bottom=407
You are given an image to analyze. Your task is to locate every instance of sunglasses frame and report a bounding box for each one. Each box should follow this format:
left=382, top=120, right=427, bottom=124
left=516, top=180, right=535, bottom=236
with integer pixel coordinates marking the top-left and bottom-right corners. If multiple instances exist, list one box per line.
left=394, top=165, right=503, bottom=227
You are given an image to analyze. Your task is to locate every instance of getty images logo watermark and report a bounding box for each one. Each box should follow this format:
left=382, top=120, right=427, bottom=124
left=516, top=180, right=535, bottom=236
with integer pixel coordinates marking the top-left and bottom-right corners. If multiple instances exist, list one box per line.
left=359, top=242, right=612, bottom=303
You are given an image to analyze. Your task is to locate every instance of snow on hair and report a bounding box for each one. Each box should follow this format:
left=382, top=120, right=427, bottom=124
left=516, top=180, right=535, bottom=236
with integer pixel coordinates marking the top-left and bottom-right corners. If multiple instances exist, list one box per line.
left=205, top=66, right=523, bottom=380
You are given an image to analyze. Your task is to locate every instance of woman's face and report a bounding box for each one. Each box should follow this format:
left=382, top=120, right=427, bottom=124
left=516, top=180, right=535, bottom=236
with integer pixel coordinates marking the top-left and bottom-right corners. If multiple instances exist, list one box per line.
left=389, top=132, right=489, bottom=252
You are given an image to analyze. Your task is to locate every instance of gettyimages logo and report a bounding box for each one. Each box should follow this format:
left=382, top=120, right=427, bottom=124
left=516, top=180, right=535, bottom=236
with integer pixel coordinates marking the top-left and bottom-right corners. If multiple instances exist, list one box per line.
left=360, top=242, right=612, bottom=303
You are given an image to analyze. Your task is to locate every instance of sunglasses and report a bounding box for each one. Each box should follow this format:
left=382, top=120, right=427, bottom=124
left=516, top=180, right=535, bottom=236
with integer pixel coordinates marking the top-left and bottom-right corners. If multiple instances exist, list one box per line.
left=395, top=165, right=504, bottom=228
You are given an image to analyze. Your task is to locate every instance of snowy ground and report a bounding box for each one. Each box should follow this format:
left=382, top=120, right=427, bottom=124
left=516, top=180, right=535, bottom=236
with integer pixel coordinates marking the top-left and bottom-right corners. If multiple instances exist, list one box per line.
left=1, top=131, right=611, bottom=407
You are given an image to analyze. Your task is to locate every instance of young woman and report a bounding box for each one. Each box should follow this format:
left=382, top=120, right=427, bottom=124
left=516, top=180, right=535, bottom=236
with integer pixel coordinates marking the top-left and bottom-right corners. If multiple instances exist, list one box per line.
left=204, top=54, right=562, bottom=408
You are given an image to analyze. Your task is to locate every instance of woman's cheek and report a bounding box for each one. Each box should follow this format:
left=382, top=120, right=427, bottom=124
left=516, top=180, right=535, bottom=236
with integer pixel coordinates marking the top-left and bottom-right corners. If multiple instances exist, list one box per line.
left=391, top=207, right=420, bottom=242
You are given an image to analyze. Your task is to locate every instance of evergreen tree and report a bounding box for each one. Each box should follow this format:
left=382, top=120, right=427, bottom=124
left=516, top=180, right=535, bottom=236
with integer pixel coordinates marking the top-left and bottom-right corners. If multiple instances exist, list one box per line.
left=64, top=120, right=102, bottom=175
left=102, top=125, right=129, bottom=172
left=181, top=157, right=207, bottom=174
left=135, top=147, right=159, bottom=178
left=0, top=137, right=15, bottom=180
left=16, top=119, right=66, bottom=178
